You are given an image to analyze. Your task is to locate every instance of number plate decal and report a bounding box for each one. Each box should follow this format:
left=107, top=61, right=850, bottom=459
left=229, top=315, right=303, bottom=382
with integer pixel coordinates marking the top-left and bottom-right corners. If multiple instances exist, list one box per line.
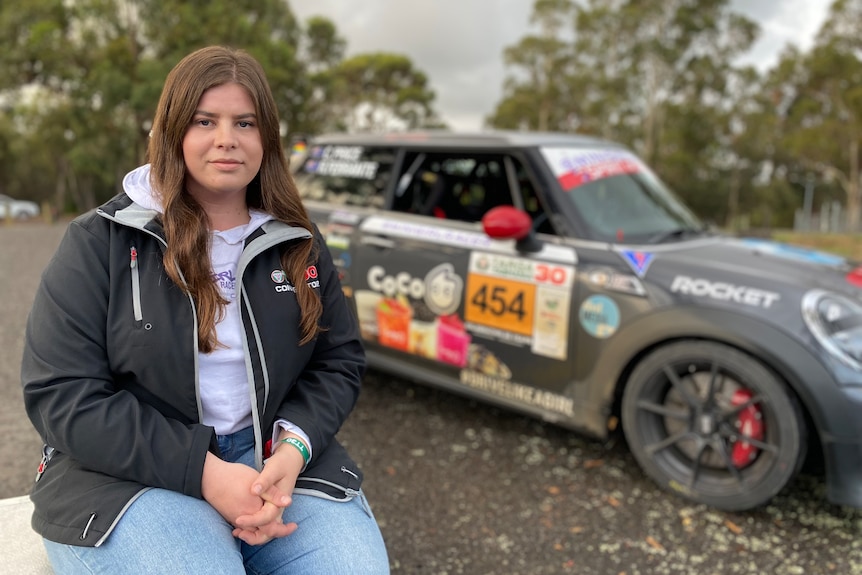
left=465, top=274, right=536, bottom=336
left=465, top=252, right=574, bottom=359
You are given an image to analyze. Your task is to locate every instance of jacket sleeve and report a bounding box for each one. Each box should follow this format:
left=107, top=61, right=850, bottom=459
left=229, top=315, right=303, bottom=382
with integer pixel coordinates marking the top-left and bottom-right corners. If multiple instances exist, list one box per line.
left=274, top=230, right=365, bottom=456
left=21, top=217, right=214, bottom=498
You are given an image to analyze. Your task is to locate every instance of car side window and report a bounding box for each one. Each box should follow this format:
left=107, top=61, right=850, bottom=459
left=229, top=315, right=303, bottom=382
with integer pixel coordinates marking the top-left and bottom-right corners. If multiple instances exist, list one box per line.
left=392, top=153, right=516, bottom=223
left=295, top=145, right=395, bottom=208
left=506, top=157, right=556, bottom=236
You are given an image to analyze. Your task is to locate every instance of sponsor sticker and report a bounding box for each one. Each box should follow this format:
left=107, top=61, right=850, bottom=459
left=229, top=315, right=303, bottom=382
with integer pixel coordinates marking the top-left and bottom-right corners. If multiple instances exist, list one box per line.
left=620, top=250, right=654, bottom=277
left=460, top=369, right=575, bottom=418
left=325, top=233, right=351, bottom=250
left=578, top=295, right=620, bottom=339
left=584, top=267, right=646, bottom=296
left=466, top=252, right=574, bottom=359
left=540, top=148, right=643, bottom=191
left=361, top=264, right=471, bottom=366
left=303, top=145, right=379, bottom=180
left=366, top=263, right=463, bottom=316
left=670, top=276, right=780, bottom=308
left=359, top=216, right=577, bottom=264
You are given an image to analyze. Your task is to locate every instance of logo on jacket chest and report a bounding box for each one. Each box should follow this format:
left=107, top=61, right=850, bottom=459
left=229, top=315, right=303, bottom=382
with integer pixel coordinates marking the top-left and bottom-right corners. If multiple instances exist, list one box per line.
left=271, top=266, right=320, bottom=293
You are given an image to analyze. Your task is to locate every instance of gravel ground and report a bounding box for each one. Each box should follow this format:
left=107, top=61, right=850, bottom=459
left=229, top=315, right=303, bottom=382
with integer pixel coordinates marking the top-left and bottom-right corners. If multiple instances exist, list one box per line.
left=1, top=221, right=861, bottom=574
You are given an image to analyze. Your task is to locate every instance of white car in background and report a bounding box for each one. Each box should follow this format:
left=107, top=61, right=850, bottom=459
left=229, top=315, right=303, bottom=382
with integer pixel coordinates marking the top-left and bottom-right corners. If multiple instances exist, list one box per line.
left=0, top=194, right=40, bottom=220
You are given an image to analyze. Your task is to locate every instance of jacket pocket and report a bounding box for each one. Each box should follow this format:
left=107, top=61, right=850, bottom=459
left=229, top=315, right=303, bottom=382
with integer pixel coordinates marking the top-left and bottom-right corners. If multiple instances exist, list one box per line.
left=294, top=441, right=363, bottom=500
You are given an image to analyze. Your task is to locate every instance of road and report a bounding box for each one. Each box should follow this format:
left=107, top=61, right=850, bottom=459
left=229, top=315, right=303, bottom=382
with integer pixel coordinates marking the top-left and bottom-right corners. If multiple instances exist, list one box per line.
left=1, top=221, right=860, bottom=574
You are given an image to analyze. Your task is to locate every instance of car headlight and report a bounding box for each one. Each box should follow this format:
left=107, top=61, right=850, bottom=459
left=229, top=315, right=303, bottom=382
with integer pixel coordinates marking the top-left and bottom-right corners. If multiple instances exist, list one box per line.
left=802, top=290, right=862, bottom=369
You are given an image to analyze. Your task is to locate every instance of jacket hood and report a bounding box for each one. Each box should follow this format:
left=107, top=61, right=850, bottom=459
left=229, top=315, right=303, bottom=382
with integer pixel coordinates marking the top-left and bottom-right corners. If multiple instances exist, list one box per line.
left=119, top=163, right=277, bottom=234
left=122, top=164, right=162, bottom=212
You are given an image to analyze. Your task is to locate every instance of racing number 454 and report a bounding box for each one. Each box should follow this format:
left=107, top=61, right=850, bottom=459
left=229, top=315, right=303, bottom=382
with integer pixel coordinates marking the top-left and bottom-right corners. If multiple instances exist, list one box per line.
left=470, top=285, right=526, bottom=321
left=465, top=275, right=537, bottom=336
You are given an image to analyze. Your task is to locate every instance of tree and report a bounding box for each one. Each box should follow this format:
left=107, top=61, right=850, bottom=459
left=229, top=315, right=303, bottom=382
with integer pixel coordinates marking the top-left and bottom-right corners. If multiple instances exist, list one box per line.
left=769, top=0, right=862, bottom=231
left=488, top=0, right=760, bottom=222
left=486, top=0, right=576, bottom=131
left=0, top=1, right=445, bottom=213
left=295, top=16, right=345, bottom=134
left=329, top=53, right=441, bottom=132
left=0, top=0, right=308, bottom=212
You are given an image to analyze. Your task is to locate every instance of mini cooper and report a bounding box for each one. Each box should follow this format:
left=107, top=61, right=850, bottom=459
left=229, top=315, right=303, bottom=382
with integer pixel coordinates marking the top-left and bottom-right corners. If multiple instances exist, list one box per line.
left=292, top=131, right=862, bottom=511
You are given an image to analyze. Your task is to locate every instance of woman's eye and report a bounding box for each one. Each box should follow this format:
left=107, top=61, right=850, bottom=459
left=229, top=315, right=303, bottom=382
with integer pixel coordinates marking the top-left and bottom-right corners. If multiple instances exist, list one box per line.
left=196, top=119, right=211, bottom=127
left=238, top=121, right=254, bottom=128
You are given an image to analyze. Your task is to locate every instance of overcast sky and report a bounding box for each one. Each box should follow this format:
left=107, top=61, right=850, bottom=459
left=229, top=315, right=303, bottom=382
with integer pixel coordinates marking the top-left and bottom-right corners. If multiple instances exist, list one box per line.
left=290, top=1, right=833, bottom=131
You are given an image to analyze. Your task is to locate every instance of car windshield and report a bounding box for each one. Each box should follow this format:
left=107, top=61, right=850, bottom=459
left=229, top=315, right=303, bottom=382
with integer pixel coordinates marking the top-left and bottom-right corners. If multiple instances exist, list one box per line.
left=540, top=147, right=704, bottom=244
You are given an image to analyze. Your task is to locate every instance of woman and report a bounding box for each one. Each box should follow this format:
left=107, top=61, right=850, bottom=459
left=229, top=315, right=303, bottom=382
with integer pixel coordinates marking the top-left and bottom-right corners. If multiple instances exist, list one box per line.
left=21, top=45, right=389, bottom=574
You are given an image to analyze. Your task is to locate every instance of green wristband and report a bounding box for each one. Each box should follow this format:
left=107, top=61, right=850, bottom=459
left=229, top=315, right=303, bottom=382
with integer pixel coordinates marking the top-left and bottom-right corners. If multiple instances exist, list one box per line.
left=279, top=437, right=310, bottom=463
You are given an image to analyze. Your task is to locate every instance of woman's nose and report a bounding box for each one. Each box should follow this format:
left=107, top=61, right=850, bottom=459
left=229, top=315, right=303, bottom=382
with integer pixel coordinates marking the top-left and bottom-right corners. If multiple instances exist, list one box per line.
left=215, top=125, right=237, bottom=148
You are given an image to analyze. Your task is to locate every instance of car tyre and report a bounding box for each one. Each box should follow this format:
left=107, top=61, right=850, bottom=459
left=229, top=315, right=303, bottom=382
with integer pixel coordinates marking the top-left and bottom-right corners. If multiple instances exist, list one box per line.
left=621, top=340, right=806, bottom=511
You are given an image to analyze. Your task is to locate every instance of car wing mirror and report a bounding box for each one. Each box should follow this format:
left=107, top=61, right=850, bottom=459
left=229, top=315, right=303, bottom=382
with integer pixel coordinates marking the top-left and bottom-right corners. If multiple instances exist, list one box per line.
left=482, top=206, right=543, bottom=253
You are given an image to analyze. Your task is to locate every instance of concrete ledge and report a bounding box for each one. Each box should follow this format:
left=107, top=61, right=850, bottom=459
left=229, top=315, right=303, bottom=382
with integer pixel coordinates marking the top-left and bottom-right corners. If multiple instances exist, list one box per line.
left=0, top=496, right=53, bottom=574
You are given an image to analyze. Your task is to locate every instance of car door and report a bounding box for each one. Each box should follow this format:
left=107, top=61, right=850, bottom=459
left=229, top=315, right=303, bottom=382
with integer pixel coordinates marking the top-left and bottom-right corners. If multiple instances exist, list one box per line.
left=352, top=149, right=583, bottom=422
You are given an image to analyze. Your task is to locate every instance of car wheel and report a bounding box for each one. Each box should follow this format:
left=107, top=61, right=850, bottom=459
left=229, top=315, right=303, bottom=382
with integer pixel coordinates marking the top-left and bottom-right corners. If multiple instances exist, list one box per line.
left=621, top=340, right=806, bottom=511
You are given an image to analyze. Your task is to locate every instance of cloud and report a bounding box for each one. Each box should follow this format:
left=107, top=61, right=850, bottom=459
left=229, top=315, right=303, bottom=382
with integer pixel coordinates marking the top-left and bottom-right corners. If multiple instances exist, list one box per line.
left=732, top=0, right=831, bottom=71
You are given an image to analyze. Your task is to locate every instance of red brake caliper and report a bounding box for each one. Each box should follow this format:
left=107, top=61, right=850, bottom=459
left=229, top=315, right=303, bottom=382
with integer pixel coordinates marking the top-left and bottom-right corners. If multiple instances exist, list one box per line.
left=730, top=388, right=763, bottom=468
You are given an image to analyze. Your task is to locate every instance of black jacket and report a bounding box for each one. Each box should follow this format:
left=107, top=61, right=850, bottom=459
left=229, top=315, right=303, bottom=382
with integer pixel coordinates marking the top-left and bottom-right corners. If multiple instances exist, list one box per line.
left=21, top=193, right=366, bottom=546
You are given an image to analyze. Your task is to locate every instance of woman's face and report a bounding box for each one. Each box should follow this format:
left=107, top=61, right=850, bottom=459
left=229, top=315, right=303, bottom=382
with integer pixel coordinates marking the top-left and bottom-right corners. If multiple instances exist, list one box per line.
left=182, top=82, right=263, bottom=205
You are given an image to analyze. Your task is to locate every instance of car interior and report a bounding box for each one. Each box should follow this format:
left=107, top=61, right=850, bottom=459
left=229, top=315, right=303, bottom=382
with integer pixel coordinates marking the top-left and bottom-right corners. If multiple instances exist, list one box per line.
left=392, top=152, right=556, bottom=234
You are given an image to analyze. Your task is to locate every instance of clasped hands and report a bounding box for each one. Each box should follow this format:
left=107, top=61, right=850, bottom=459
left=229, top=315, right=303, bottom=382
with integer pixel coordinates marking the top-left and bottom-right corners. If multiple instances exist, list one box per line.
left=201, top=437, right=306, bottom=546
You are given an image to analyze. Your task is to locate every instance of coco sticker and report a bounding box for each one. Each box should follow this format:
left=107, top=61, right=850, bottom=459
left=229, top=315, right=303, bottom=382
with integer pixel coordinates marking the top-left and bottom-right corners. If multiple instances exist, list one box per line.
left=579, top=295, right=620, bottom=339
left=424, top=263, right=464, bottom=316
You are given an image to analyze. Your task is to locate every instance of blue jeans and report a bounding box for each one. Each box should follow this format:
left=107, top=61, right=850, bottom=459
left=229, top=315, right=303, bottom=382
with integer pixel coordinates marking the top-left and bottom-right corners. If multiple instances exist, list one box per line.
left=43, top=427, right=390, bottom=574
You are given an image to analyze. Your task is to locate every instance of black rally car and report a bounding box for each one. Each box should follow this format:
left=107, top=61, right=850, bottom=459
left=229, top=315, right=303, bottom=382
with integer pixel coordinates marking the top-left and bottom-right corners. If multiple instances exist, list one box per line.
left=292, top=131, right=862, bottom=511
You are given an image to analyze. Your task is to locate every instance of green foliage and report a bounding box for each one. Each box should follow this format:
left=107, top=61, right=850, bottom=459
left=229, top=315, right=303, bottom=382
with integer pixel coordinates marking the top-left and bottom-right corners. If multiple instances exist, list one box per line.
left=487, top=0, right=575, bottom=132
left=5, top=0, right=856, bottom=231
left=325, top=53, right=441, bottom=132
left=489, top=0, right=764, bottom=225
left=0, top=0, right=439, bottom=214
left=489, top=0, right=862, bottom=231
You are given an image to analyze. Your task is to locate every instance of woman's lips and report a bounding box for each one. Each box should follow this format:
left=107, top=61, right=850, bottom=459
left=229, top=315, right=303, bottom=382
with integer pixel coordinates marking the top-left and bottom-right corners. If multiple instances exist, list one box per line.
left=211, top=159, right=242, bottom=170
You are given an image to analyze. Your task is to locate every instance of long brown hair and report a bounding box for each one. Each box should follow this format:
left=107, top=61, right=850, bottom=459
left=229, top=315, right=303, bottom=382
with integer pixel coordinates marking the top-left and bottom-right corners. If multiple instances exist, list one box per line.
left=147, top=45, right=321, bottom=351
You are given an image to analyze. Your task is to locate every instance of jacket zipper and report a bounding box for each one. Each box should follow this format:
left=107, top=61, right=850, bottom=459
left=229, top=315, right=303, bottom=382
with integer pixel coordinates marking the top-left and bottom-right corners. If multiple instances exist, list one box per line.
left=80, top=512, right=97, bottom=541
left=34, top=445, right=55, bottom=482
left=295, top=477, right=360, bottom=499
left=130, top=246, right=143, bottom=324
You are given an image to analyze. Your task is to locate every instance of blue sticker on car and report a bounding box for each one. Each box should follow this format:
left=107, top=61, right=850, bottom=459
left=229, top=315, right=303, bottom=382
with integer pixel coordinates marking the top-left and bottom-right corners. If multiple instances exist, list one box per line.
left=620, top=250, right=654, bottom=277
left=739, top=238, right=845, bottom=266
left=578, top=295, right=620, bottom=339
